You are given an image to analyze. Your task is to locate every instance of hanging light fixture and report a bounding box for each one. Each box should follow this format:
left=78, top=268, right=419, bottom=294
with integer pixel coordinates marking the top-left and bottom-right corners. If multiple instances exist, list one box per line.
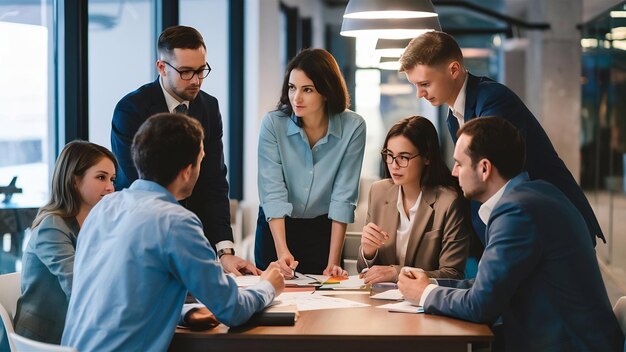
left=340, top=16, right=441, bottom=39
left=374, top=38, right=412, bottom=57
left=378, top=57, right=401, bottom=70
left=343, top=0, right=437, bottom=19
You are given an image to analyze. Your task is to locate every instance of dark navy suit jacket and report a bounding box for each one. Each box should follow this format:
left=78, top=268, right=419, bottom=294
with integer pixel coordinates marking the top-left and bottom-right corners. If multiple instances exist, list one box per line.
left=447, top=73, right=604, bottom=246
left=424, top=173, right=624, bottom=351
left=111, top=78, right=232, bottom=247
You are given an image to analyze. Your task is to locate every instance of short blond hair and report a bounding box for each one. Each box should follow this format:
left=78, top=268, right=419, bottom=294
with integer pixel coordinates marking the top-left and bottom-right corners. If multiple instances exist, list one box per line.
left=399, top=31, right=464, bottom=72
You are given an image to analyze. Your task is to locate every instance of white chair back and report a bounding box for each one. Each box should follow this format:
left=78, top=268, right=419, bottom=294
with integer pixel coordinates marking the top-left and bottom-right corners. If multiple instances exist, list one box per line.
left=10, top=332, right=77, bottom=352
left=613, top=296, right=626, bottom=335
left=0, top=272, right=21, bottom=352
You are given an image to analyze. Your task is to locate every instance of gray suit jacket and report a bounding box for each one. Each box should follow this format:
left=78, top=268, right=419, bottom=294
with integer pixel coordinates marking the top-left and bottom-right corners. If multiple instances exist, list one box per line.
left=357, top=180, right=469, bottom=279
left=14, top=215, right=78, bottom=344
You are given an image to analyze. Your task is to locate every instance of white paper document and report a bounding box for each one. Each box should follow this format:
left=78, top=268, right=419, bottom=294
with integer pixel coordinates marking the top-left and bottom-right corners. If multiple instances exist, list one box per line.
left=377, top=301, right=424, bottom=314
left=231, top=274, right=261, bottom=287
left=370, top=289, right=403, bottom=301
left=274, top=292, right=370, bottom=311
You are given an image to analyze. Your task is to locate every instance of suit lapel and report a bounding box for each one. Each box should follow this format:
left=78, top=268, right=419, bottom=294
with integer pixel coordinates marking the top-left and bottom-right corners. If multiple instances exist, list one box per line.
left=403, top=187, right=435, bottom=266
left=147, top=78, right=169, bottom=116
left=378, top=185, right=400, bottom=265
left=464, top=73, right=479, bottom=122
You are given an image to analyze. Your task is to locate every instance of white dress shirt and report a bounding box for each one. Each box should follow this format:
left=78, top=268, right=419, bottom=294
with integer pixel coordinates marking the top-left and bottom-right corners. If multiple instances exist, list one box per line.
left=395, top=186, right=422, bottom=265
left=449, top=72, right=469, bottom=128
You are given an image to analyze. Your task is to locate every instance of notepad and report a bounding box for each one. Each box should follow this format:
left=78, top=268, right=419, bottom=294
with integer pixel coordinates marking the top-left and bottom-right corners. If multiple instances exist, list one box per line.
left=377, top=301, right=424, bottom=314
left=370, top=289, right=403, bottom=301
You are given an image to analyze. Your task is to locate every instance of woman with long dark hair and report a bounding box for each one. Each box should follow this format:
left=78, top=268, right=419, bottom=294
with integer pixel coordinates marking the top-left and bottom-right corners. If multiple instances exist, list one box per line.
left=255, top=48, right=366, bottom=277
left=358, top=116, right=469, bottom=284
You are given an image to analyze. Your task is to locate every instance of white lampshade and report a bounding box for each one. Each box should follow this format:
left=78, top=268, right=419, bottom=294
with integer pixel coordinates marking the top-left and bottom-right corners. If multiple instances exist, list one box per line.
left=375, top=38, right=412, bottom=57
left=378, top=57, right=401, bottom=70
left=343, top=0, right=437, bottom=19
left=340, top=16, right=441, bottom=39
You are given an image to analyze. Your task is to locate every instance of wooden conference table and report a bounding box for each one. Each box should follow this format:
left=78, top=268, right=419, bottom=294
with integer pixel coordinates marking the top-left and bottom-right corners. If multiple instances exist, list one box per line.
left=169, top=289, right=493, bottom=352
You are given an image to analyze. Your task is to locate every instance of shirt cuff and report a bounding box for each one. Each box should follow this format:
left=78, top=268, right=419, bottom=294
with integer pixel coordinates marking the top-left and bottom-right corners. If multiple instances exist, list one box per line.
left=179, top=303, right=205, bottom=326
left=360, top=247, right=378, bottom=267
left=419, top=283, right=439, bottom=307
left=215, top=240, right=235, bottom=253
left=247, top=279, right=276, bottom=306
left=328, top=201, right=355, bottom=224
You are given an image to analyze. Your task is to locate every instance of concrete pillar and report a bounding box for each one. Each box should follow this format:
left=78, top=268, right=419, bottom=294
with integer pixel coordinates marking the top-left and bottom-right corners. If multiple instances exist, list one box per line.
left=525, top=0, right=582, bottom=181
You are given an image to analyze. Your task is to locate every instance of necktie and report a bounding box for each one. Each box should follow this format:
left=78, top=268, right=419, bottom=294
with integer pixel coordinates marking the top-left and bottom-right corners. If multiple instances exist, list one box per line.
left=446, top=110, right=460, bottom=144
left=174, top=103, right=188, bottom=115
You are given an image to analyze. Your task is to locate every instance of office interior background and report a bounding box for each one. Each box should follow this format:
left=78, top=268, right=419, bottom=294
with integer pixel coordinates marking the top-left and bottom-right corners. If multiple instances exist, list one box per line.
left=1, top=0, right=625, bottom=303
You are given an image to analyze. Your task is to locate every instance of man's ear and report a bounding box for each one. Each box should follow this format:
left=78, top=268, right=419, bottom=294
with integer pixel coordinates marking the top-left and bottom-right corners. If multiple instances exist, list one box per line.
left=156, top=60, right=166, bottom=76
left=479, top=159, right=492, bottom=182
left=449, top=61, right=461, bottom=79
left=180, top=163, right=193, bottom=182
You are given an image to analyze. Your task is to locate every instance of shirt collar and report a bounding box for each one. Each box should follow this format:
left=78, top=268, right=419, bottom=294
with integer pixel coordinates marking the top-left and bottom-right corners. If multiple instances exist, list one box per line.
left=159, top=76, right=189, bottom=113
left=478, top=180, right=511, bottom=225
left=286, top=111, right=343, bottom=140
left=449, top=72, right=469, bottom=125
left=396, top=186, right=422, bottom=216
left=129, top=179, right=179, bottom=205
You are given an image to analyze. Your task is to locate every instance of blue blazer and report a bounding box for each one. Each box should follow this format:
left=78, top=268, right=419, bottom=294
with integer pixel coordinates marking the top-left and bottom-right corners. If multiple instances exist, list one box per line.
left=14, top=215, right=79, bottom=344
left=447, top=73, right=604, bottom=246
left=111, top=78, right=233, bottom=246
left=424, top=173, right=624, bottom=351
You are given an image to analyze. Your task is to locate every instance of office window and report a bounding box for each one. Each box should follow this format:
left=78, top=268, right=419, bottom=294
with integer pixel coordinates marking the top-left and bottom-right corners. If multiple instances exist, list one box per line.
left=0, top=1, right=54, bottom=205
left=88, top=0, right=153, bottom=150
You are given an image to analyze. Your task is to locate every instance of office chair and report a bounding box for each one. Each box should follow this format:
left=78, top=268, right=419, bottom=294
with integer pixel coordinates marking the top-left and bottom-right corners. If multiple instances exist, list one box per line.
left=10, top=333, right=77, bottom=352
left=0, top=272, right=21, bottom=351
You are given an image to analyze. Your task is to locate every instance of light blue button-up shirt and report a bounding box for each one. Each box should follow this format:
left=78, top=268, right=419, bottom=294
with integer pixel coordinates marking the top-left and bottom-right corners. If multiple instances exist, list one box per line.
left=61, top=180, right=275, bottom=352
left=258, top=109, right=366, bottom=223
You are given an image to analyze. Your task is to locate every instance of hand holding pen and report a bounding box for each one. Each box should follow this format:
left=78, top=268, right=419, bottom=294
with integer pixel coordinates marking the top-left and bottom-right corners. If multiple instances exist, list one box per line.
left=361, top=222, right=390, bottom=259
left=276, top=251, right=299, bottom=279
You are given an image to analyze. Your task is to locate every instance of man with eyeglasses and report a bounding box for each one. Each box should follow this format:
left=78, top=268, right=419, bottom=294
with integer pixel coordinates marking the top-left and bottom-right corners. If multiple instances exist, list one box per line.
left=111, top=26, right=258, bottom=280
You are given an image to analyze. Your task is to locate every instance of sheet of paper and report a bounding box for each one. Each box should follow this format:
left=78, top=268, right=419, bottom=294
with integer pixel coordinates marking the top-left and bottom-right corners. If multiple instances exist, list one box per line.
left=370, top=289, right=403, bottom=300
left=312, top=290, right=370, bottom=296
left=274, top=292, right=370, bottom=311
left=377, top=301, right=424, bottom=314
left=318, top=275, right=366, bottom=290
left=285, top=273, right=321, bottom=286
left=231, top=274, right=261, bottom=287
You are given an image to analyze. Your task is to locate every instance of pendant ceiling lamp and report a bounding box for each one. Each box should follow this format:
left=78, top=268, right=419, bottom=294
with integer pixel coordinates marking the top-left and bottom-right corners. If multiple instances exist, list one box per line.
left=375, top=38, right=412, bottom=57
left=343, top=0, right=438, bottom=19
left=378, top=56, right=401, bottom=71
left=340, top=16, right=441, bottom=39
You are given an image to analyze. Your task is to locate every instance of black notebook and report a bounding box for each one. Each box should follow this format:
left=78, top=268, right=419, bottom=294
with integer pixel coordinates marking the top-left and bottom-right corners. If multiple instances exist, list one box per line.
left=246, top=304, right=298, bottom=326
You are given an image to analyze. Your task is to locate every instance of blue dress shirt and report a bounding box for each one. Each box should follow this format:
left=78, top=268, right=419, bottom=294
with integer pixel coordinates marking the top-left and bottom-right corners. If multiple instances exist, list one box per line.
left=61, top=180, right=275, bottom=352
left=258, top=109, right=366, bottom=223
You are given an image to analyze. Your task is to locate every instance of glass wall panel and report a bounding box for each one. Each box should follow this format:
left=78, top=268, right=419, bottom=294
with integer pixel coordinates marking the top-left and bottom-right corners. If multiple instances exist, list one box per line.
left=580, top=2, right=626, bottom=272
left=0, top=1, right=54, bottom=278
left=0, top=1, right=54, bottom=206
left=88, top=0, right=153, bottom=149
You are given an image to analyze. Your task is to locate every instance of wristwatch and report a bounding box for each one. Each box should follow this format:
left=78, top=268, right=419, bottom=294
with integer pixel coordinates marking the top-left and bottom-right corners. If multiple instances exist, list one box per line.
left=217, top=248, right=235, bottom=259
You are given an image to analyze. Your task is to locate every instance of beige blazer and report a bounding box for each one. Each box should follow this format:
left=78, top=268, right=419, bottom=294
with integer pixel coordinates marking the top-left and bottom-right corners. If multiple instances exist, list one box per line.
left=357, top=179, right=470, bottom=279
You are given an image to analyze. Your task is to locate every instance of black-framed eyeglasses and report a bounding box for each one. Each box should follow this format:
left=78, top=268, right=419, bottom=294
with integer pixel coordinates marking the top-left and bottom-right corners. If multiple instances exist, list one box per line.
left=381, top=150, right=420, bottom=168
left=163, top=61, right=211, bottom=80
